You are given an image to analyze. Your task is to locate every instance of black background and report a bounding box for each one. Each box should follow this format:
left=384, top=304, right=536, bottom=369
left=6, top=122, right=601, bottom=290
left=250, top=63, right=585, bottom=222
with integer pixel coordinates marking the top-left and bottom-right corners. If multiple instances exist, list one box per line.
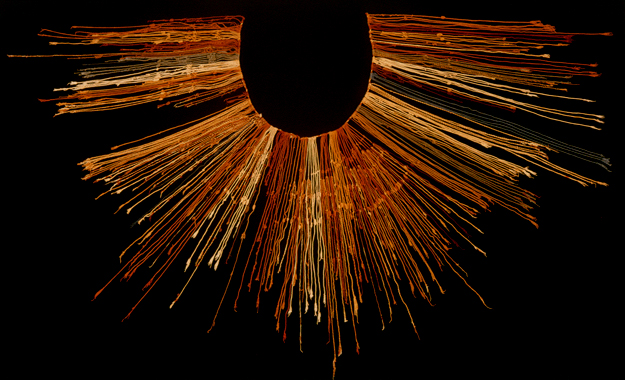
left=5, top=1, right=622, bottom=378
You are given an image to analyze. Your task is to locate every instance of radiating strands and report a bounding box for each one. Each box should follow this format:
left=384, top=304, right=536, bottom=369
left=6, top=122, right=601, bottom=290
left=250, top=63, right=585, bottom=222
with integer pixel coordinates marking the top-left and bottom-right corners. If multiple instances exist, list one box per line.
left=367, top=14, right=609, bottom=128
left=31, top=17, right=245, bottom=115
left=366, top=13, right=609, bottom=184
left=17, top=13, right=611, bottom=379
left=89, top=99, right=276, bottom=319
left=369, top=72, right=610, bottom=170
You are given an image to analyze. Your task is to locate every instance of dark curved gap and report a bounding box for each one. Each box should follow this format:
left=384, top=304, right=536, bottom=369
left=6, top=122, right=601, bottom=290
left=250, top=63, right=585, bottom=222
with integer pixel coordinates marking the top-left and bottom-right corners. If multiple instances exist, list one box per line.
left=239, top=8, right=372, bottom=137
